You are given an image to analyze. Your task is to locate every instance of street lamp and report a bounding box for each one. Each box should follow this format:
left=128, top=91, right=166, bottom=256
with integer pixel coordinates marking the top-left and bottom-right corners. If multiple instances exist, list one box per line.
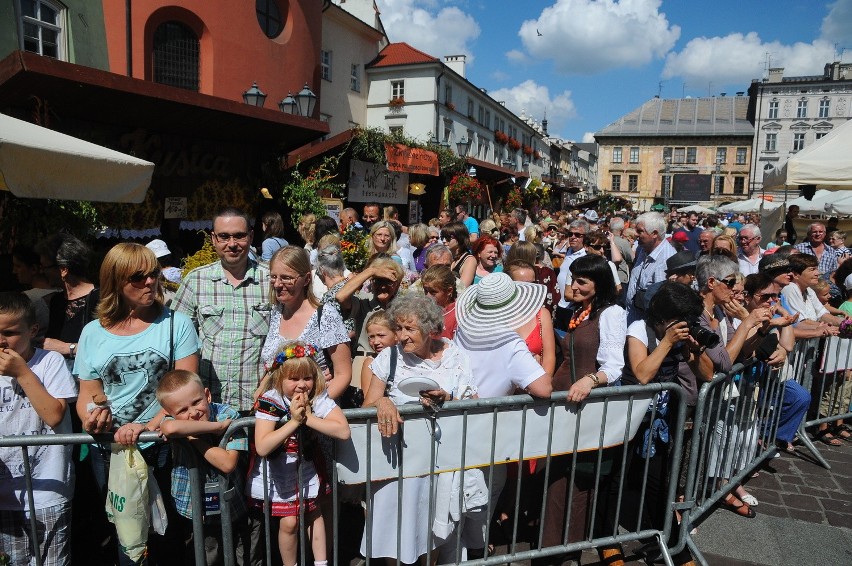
left=715, top=157, right=723, bottom=196
left=295, top=83, right=318, bottom=117
left=663, top=156, right=671, bottom=205
left=278, top=92, right=297, bottom=114
left=456, top=137, right=471, bottom=157
left=502, top=159, right=514, bottom=169
left=242, top=82, right=267, bottom=107
left=468, top=166, right=477, bottom=177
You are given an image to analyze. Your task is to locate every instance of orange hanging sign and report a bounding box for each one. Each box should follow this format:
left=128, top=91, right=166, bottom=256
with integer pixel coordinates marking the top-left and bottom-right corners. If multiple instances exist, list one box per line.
left=385, top=143, right=440, bottom=176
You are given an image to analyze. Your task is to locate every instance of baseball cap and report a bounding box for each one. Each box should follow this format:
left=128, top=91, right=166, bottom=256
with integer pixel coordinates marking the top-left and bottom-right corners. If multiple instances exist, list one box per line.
left=145, top=239, right=171, bottom=258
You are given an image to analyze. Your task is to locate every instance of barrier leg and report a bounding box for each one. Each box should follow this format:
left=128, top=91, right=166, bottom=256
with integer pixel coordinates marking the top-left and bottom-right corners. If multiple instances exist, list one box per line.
left=685, top=533, right=709, bottom=566
left=796, top=420, right=831, bottom=470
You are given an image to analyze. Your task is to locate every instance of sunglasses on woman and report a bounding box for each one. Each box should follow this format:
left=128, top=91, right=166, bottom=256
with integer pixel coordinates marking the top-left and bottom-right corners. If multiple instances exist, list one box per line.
left=716, top=277, right=737, bottom=289
left=589, top=244, right=610, bottom=252
left=128, top=268, right=161, bottom=284
left=753, top=292, right=780, bottom=301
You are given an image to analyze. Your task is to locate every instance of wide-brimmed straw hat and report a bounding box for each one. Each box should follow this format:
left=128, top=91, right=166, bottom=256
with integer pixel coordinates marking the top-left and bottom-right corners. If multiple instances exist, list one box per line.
left=455, top=272, right=546, bottom=335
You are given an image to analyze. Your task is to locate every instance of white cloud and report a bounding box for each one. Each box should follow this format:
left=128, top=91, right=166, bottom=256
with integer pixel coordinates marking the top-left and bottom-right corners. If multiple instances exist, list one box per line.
left=582, top=132, right=596, bottom=144
left=821, top=0, right=852, bottom=44
left=376, top=0, right=480, bottom=61
left=662, top=33, right=836, bottom=88
left=489, top=80, right=577, bottom=133
left=506, top=49, right=528, bottom=64
left=517, top=0, right=680, bottom=74
left=490, top=70, right=510, bottom=82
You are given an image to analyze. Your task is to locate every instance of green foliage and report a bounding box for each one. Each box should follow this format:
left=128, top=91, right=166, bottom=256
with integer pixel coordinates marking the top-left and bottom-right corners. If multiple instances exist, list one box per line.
left=278, top=155, right=345, bottom=229
left=349, top=127, right=466, bottom=176
left=0, top=193, right=101, bottom=251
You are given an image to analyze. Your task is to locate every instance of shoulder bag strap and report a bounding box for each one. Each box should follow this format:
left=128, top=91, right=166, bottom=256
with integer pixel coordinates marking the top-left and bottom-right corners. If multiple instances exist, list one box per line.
left=384, top=347, right=398, bottom=396
left=169, top=308, right=175, bottom=370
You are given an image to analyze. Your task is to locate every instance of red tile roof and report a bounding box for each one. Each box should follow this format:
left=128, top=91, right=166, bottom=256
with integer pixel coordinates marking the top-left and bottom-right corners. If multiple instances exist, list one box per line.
left=367, top=42, right=439, bottom=68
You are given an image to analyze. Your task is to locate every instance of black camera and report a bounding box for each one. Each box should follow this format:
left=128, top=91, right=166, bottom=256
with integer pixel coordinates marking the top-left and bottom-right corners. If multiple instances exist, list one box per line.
left=686, top=320, right=721, bottom=349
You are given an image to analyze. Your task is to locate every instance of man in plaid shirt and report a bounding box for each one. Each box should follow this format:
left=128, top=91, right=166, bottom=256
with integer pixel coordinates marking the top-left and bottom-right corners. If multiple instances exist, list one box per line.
left=173, top=208, right=272, bottom=412
left=795, top=222, right=839, bottom=282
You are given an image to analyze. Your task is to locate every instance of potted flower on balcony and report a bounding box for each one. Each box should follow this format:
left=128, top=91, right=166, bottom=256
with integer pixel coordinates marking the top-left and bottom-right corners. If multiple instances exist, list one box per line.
left=445, top=101, right=456, bottom=111
left=389, top=97, right=406, bottom=108
left=494, top=130, right=508, bottom=145
left=508, top=137, right=521, bottom=152
left=522, top=144, right=534, bottom=157
left=534, top=150, right=542, bottom=160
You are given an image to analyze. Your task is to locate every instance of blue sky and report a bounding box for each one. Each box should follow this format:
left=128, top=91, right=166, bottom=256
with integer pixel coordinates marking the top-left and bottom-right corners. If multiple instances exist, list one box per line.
left=375, top=0, right=852, bottom=142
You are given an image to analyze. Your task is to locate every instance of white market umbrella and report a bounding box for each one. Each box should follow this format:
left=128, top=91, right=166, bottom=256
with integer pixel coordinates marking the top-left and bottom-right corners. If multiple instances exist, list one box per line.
left=677, top=204, right=716, bottom=214
left=785, top=189, right=838, bottom=215
left=718, top=198, right=781, bottom=214
left=0, top=113, right=154, bottom=203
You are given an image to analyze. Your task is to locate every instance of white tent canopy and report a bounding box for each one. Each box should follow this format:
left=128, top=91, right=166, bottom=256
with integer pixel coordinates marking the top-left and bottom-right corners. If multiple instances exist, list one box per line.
left=785, top=189, right=837, bottom=215
left=676, top=204, right=716, bottom=214
left=0, top=113, right=154, bottom=203
left=718, top=198, right=782, bottom=214
left=763, top=119, right=852, bottom=190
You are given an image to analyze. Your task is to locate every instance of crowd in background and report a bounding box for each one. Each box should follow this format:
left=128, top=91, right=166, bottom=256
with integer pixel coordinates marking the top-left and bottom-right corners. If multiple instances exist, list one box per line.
left=3, top=199, right=852, bottom=566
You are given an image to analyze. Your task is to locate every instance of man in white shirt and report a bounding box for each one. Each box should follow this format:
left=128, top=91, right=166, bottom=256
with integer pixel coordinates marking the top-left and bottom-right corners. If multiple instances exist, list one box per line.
left=781, top=253, right=841, bottom=339
left=625, top=212, right=677, bottom=324
left=736, top=224, right=765, bottom=276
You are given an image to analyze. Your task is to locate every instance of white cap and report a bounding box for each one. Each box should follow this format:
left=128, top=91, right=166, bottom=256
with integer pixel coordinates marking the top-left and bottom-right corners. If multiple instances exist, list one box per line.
left=583, top=210, right=599, bottom=223
left=844, top=273, right=852, bottom=291
left=145, top=239, right=171, bottom=258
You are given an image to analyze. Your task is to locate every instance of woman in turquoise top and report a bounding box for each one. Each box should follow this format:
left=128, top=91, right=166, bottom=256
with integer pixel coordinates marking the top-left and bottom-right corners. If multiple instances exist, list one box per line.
left=472, top=235, right=503, bottom=284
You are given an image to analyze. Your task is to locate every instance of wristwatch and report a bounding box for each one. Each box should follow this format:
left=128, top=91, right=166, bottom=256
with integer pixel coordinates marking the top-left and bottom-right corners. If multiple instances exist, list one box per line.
left=68, top=343, right=77, bottom=358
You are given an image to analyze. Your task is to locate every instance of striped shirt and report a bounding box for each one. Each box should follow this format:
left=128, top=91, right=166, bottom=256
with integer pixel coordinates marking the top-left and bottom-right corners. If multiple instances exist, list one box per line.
left=172, top=260, right=271, bottom=411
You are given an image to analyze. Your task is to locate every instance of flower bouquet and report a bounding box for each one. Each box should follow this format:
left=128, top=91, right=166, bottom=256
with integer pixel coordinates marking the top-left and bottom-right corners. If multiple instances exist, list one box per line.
left=447, top=174, right=483, bottom=205
left=839, top=318, right=852, bottom=338
left=340, top=227, right=370, bottom=272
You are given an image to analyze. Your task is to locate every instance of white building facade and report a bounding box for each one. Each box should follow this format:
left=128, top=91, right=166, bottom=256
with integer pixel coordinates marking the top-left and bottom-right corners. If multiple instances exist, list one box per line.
left=747, top=61, right=852, bottom=195
left=364, top=43, right=548, bottom=180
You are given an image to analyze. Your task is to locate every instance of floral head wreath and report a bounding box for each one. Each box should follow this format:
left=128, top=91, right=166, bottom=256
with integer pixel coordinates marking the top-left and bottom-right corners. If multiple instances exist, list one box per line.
left=269, top=343, right=319, bottom=372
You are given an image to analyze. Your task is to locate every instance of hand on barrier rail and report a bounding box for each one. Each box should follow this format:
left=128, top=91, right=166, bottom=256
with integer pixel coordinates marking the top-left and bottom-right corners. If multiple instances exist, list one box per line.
left=419, top=388, right=449, bottom=412
left=114, top=422, right=146, bottom=446
left=375, top=396, right=403, bottom=438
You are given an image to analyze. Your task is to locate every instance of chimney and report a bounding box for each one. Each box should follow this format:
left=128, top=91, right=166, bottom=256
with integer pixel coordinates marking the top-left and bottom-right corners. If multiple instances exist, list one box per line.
left=767, top=67, right=784, bottom=83
left=444, top=55, right=466, bottom=78
left=542, top=117, right=548, bottom=136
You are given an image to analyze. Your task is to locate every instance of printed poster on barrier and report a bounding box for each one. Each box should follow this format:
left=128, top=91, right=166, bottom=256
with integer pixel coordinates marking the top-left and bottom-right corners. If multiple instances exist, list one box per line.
left=335, top=392, right=654, bottom=483
left=347, top=160, right=409, bottom=204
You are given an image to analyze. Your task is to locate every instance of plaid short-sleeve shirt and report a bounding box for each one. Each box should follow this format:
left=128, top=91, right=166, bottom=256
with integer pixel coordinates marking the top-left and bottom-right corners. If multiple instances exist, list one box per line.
left=172, top=260, right=271, bottom=411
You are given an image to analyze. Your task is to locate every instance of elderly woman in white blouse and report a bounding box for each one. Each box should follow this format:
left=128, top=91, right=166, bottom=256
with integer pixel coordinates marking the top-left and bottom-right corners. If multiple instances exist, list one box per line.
left=361, top=293, right=479, bottom=564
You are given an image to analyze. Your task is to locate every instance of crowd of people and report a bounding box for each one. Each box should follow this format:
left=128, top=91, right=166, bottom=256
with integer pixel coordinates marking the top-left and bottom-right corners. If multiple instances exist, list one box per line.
left=2, top=200, right=851, bottom=566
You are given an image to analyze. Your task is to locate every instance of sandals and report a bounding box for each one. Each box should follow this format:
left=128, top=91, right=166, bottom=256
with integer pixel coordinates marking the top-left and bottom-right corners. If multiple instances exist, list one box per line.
left=740, top=493, right=759, bottom=507
left=722, top=495, right=756, bottom=518
left=775, top=440, right=796, bottom=453
left=814, top=429, right=843, bottom=446
left=833, top=424, right=852, bottom=440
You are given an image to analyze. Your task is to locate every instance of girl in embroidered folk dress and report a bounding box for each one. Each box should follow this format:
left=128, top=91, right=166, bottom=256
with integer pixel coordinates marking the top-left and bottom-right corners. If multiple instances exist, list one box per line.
left=249, top=342, right=351, bottom=566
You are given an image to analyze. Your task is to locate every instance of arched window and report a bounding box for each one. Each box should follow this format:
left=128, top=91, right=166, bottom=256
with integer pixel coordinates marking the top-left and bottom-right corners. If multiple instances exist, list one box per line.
left=153, top=21, right=199, bottom=91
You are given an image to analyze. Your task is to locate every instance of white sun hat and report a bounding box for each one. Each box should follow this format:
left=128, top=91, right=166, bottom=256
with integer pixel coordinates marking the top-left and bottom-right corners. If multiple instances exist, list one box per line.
left=455, top=272, right=546, bottom=335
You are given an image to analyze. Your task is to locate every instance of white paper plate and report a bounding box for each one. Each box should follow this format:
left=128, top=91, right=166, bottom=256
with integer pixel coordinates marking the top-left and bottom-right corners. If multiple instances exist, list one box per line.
left=396, top=376, right=441, bottom=397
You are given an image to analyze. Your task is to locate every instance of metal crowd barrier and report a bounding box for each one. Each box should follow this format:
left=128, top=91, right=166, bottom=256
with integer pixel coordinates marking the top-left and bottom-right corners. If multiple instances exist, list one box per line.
left=787, top=336, right=852, bottom=469
left=673, top=360, right=785, bottom=566
left=0, top=384, right=688, bottom=566
left=333, top=383, right=688, bottom=566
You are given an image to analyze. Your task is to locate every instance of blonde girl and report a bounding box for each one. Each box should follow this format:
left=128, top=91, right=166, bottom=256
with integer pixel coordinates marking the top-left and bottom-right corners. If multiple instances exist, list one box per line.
left=360, top=311, right=398, bottom=399
left=248, top=341, right=351, bottom=566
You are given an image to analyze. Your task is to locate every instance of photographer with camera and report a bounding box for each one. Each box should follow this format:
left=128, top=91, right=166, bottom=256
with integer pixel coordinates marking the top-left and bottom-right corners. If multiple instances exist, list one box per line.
left=613, top=282, right=715, bottom=566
